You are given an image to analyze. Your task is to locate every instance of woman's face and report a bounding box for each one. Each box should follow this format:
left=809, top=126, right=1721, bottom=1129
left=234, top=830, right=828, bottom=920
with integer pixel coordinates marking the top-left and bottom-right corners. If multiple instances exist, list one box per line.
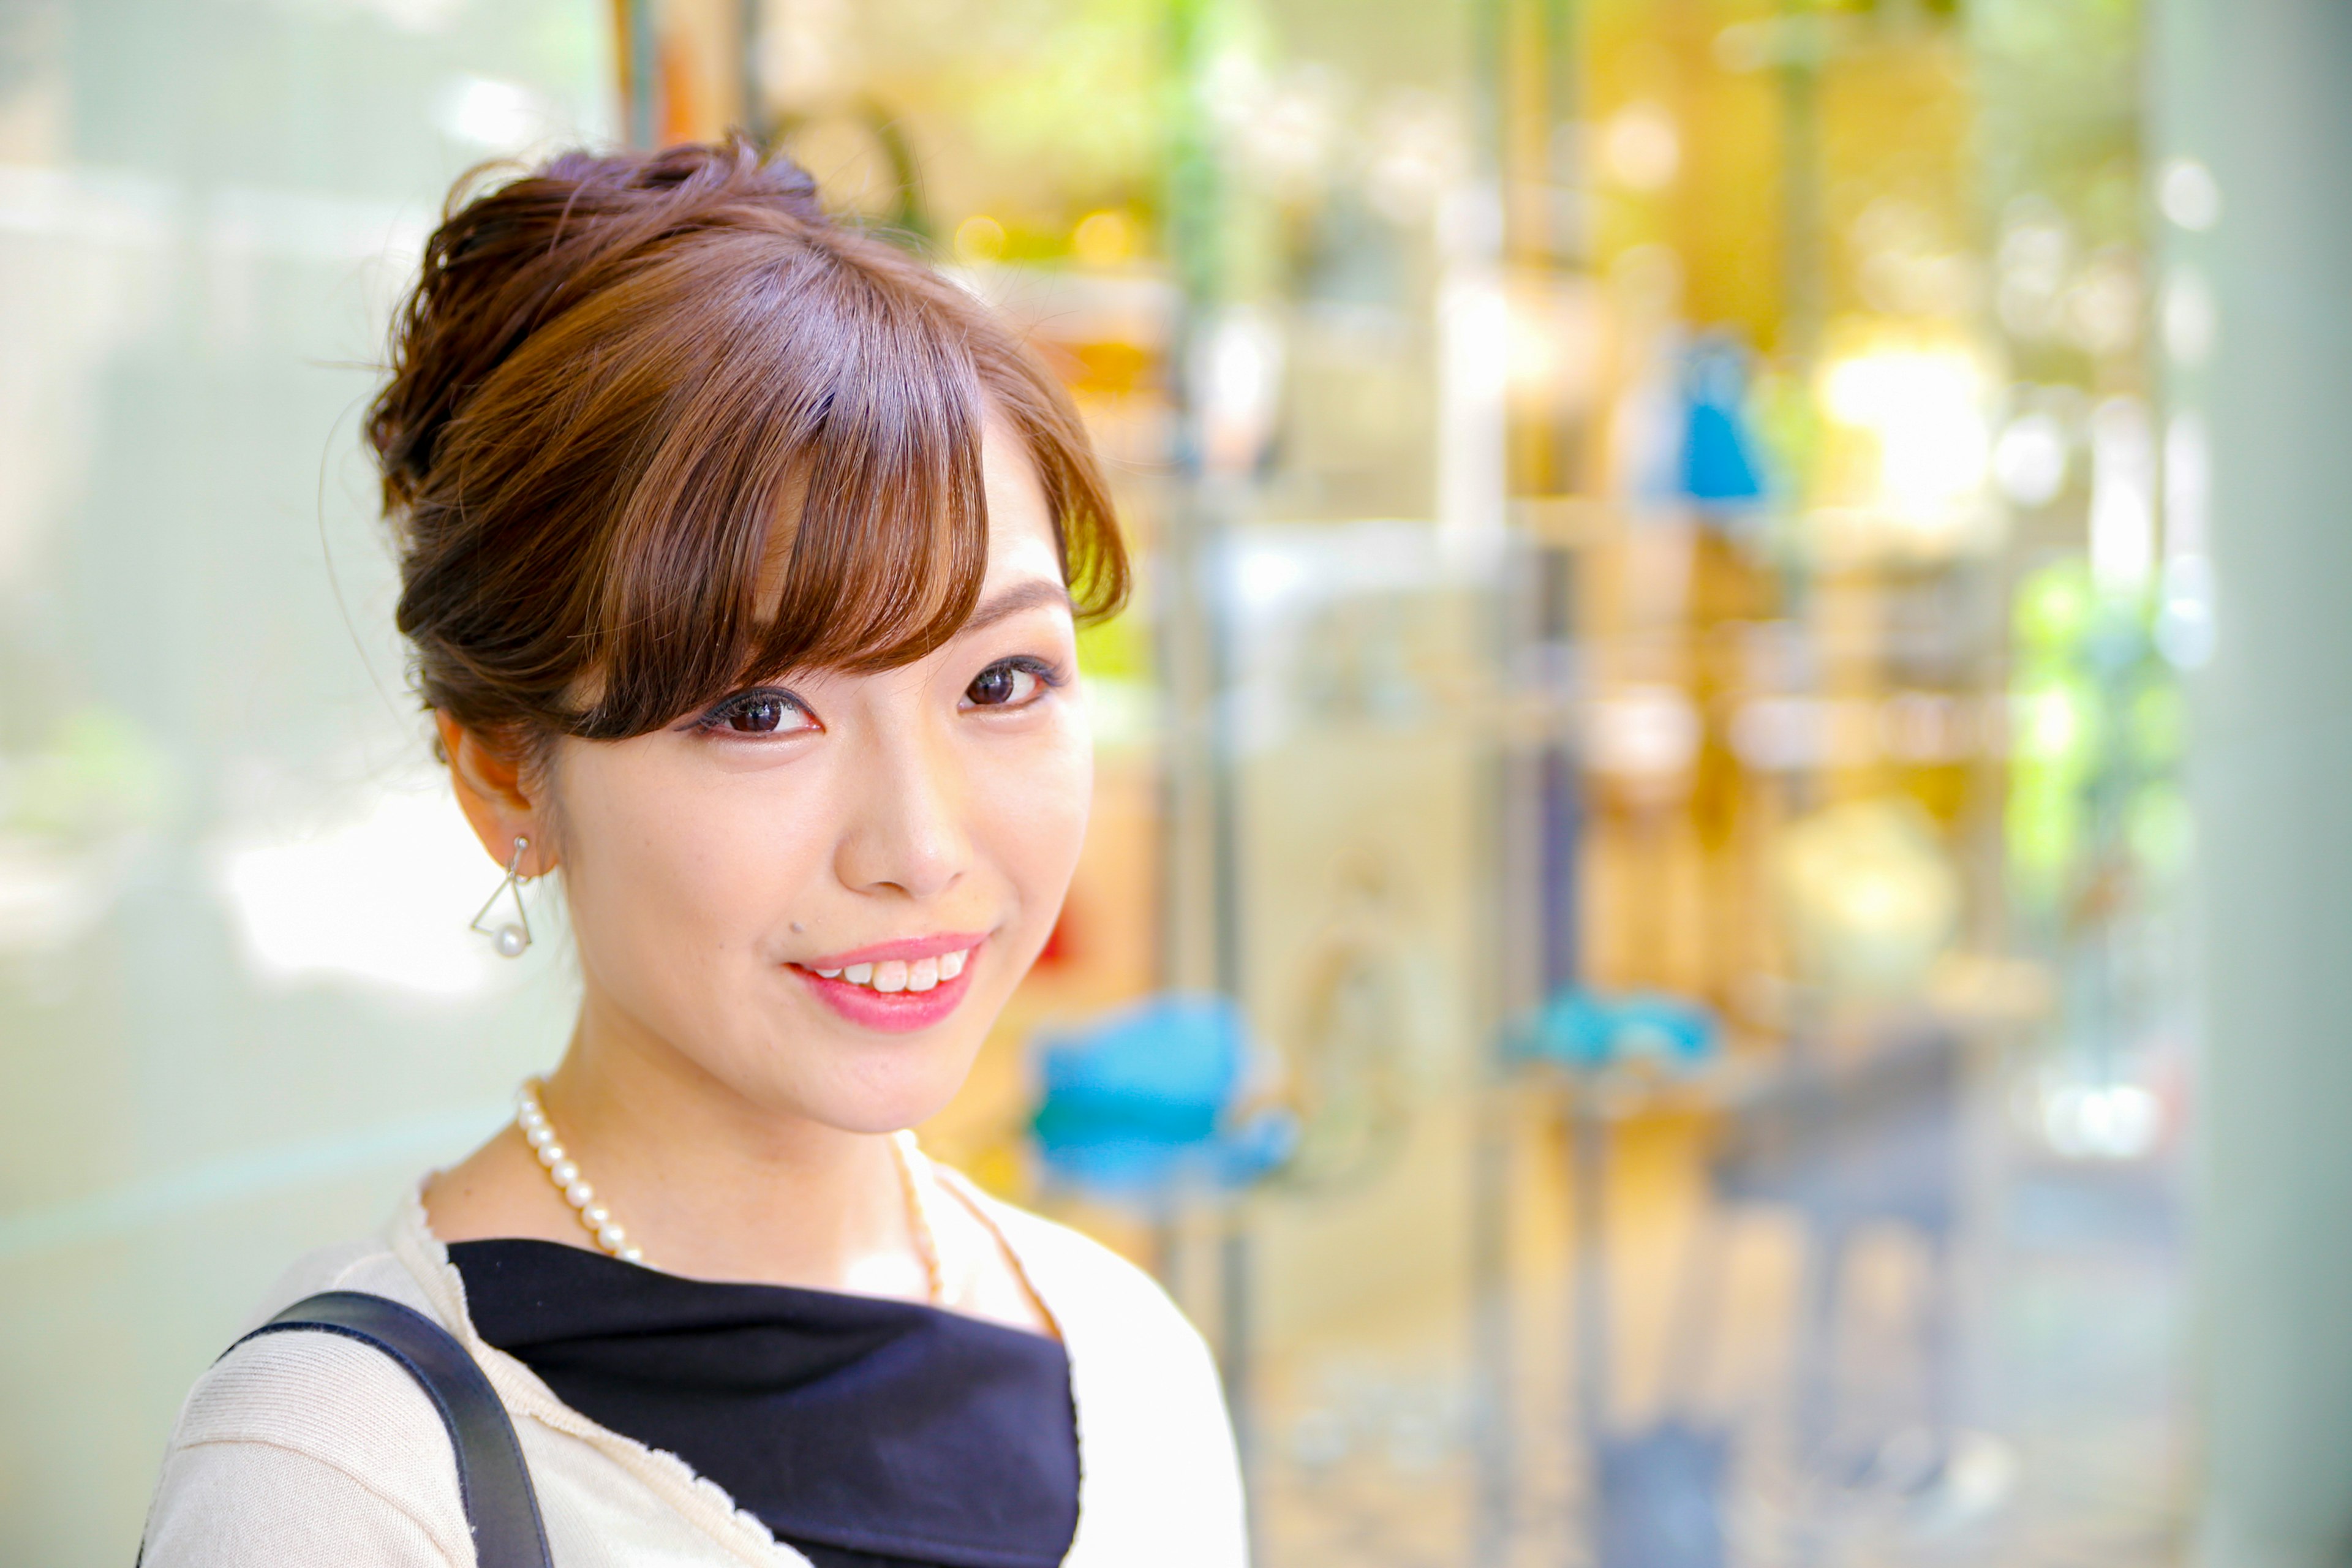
left=545, top=423, right=1092, bottom=1133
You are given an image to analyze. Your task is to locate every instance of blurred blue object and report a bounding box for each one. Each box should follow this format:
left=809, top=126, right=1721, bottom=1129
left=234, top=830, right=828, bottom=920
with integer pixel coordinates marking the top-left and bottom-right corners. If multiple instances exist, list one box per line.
left=1513, top=986, right=1719, bottom=1072
left=1597, top=1423, right=1730, bottom=1568
left=1679, top=336, right=1766, bottom=508
left=1031, top=993, right=1296, bottom=1196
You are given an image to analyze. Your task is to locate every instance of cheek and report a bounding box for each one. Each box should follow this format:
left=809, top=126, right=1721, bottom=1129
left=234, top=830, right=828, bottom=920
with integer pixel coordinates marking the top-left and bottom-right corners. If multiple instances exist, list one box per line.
left=971, top=725, right=1094, bottom=925
left=556, top=751, right=817, bottom=966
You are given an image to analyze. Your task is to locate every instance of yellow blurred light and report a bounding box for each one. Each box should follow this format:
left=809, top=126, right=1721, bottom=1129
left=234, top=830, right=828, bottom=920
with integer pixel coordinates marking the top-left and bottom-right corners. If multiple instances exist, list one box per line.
left=1507, top=325, right=1558, bottom=396
left=1072, top=209, right=1136, bottom=267
left=2011, top=679, right=2093, bottom=766
left=952, top=214, right=1006, bottom=264
left=2015, top=558, right=2094, bottom=653
left=1776, top=797, right=1961, bottom=997
left=1601, top=100, right=1679, bottom=192
left=1820, top=345, right=1990, bottom=518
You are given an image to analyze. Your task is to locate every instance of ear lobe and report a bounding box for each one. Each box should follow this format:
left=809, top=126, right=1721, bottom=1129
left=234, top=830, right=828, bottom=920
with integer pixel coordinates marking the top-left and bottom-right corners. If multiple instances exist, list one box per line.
left=436, top=711, right=553, bottom=874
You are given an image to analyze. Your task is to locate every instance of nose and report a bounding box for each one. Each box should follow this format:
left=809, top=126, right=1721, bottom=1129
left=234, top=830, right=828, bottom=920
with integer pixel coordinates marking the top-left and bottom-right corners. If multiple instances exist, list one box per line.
left=831, top=714, right=971, bottom=902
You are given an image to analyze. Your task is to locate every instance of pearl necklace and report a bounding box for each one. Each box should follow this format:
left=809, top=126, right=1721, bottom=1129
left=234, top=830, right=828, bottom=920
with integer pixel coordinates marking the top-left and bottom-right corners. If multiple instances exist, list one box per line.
left=513, top=1079, right=945, bottom=1304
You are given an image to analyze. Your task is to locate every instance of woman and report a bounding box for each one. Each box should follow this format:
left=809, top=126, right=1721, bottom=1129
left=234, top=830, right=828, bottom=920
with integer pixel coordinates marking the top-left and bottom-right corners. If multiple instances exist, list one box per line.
left=140, top=140, right=1246, bottom=1567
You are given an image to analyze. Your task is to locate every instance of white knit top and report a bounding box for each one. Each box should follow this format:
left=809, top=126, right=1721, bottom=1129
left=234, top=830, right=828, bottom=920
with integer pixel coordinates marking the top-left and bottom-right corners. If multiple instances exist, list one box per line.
left=140, top=1164, right=1248, bottom=1568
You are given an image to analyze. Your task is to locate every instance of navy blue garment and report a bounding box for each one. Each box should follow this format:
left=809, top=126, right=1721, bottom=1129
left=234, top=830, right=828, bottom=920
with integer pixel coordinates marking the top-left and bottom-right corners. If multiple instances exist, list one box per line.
left=447, top=1240, right=1079, bottom=1568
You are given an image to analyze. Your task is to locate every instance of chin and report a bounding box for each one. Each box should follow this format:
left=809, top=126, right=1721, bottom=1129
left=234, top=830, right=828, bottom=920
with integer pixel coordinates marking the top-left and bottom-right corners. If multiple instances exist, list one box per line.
left=812, top=1085, right=968, bottom=1139
left=802, top=1034, right=982, bottom=1137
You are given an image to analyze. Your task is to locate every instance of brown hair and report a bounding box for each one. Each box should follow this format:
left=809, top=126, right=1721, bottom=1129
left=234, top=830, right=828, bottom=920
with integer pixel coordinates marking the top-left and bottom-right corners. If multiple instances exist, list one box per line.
left=367, top=138, right=1127, bottom=748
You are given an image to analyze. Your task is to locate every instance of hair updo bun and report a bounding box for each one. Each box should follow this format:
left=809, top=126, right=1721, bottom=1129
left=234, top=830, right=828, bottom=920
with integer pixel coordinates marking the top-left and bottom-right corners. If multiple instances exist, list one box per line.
left=366, top=137, right=1126, bottom=752
left=369, top=143, right=826, bottom=510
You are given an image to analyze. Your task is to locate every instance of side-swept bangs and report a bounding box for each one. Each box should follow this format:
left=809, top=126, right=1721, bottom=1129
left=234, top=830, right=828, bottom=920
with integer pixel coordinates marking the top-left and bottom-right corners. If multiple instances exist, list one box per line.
left=371, top=141, right=1128, bottom=750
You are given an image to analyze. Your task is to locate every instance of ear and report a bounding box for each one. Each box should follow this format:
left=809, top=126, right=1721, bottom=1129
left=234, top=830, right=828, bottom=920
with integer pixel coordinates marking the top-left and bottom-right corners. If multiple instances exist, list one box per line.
left=437, top=711, right=556, bottom=876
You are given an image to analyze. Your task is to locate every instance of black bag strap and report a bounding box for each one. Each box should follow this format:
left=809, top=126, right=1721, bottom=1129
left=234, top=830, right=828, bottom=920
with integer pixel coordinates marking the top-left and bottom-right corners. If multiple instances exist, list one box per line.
left=227, top=1291, right=554, bottom=1568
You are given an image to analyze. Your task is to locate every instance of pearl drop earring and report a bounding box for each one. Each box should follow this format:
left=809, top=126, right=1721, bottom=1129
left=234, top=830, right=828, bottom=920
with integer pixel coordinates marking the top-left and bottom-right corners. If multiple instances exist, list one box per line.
left=469, top=835, right=535, bottom=957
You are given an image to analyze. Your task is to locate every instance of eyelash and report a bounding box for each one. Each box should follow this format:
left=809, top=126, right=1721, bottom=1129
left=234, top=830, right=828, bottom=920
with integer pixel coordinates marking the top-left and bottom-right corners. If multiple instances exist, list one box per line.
left=692, top=688, right=814, bottom=736
left=687, top=657, right=1068, bottom=737
left=968, top=656, right=1069, bottom=708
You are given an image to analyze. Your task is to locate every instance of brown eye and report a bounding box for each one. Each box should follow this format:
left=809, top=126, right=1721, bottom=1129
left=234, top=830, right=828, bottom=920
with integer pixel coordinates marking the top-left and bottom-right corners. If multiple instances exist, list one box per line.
left=692, top=687, right=817, bottom=739
left=968, top=665, right=1019, bottom=707
left=959, top=659, right=1058, bottom=712
left=726, top=695, right=792, bottom=733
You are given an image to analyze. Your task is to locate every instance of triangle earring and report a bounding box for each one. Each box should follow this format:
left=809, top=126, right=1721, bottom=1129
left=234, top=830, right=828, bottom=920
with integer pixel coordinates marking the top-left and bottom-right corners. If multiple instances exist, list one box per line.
left=469, top=835, right=534, bottom=958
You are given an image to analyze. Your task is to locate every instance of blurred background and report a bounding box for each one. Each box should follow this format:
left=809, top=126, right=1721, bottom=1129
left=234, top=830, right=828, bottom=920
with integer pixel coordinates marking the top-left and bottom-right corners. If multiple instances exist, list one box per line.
left=4, top=0, right=2349, bottom=1564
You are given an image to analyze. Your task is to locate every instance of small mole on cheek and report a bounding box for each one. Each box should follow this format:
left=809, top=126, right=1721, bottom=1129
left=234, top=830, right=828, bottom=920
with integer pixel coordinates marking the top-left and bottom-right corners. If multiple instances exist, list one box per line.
left=791, top=922, right=805, bottom=933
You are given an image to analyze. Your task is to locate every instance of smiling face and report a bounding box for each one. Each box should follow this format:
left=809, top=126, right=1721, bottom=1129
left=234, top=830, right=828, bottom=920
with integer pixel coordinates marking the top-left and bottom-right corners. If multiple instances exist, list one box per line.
left=540, top=420, right=1092, bottom=1134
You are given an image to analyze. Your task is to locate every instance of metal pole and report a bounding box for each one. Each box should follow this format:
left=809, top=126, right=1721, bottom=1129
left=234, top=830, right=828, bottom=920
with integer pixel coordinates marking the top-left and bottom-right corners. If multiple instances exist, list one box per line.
left=1773, top=1, right=1826, bottom=373
left=1468, top=0, right=1515, bottom=1558
left=622, top=0, right=660, bottom=151
left=1162, top=0, right=1256, bottom=1543
left=739, top=0, right=764, bottom=140
left=1569, top=1100, right=1609, bottom=1446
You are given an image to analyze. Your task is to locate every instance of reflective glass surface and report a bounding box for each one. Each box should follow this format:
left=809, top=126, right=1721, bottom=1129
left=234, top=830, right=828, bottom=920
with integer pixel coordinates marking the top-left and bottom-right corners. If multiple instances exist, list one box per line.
left=0, top=1, right=2196, bottom=1563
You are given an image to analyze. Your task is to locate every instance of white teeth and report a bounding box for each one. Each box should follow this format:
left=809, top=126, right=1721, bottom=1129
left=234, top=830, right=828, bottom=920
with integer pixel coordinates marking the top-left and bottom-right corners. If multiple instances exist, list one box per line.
left=814, top=949, right=971, bottom=990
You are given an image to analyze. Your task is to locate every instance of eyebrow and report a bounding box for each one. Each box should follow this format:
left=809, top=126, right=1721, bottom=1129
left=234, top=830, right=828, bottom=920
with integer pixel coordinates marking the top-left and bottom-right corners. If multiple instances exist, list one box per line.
left=960, top=578, right=1074, bottom=636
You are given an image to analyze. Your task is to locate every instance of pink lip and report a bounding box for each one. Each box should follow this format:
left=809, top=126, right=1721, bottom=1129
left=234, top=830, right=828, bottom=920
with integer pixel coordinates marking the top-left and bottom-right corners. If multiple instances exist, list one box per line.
left=787, top=934, right=989, bottom=1036
left=799, top=930, right=990, bottom=970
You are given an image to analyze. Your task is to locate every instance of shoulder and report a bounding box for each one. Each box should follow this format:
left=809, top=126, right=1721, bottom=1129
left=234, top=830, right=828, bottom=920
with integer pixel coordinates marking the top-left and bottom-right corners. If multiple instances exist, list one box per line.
left=243, top=1234, right=446, bottom=1326
left=143, top=1238, right=472, bottom=1566
left=948, top=1177, right=1202, bottom=1352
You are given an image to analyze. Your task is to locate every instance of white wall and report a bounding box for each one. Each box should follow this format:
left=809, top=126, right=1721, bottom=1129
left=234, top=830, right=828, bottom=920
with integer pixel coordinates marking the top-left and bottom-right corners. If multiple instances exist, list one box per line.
left=0, top=6, right=609, bottom=1561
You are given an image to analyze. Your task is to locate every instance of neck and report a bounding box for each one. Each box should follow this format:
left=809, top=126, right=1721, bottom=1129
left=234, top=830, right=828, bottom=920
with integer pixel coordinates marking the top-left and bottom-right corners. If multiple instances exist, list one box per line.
left=536, top=982, right=930, bottom=1297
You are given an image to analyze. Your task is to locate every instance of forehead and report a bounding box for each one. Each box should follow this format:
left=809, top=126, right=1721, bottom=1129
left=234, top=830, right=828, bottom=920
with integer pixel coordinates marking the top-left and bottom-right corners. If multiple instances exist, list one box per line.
left=977, top=417, right=1065, bottom=589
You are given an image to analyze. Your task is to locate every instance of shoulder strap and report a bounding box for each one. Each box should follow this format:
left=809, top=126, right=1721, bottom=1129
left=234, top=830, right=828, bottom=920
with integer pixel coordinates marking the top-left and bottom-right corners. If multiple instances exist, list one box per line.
left=230, top=1291, right=554, bottom=1568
